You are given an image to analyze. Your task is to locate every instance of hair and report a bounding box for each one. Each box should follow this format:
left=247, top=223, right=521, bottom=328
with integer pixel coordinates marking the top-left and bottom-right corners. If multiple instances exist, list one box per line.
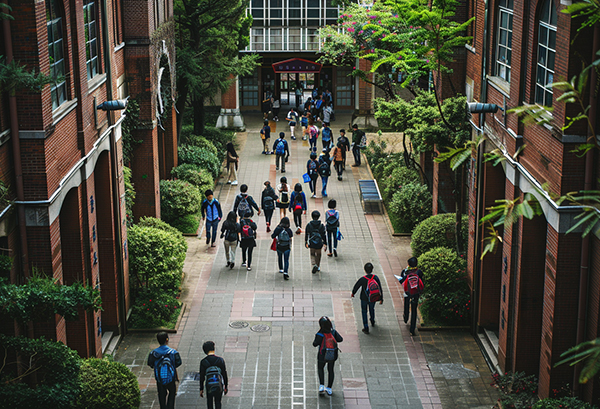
left=340, top=129, right=346, bottom=134
left=202, top=341, right=215, bottom=355
left=364, top=262, right=374, bottom=274
left=311, top=210, right=320, bottom=220
left=318, top=316, right=333, bottom=333
left=205, top=189, right=213, bottom=197
left=294, top=183, right=302, bottom=192
left=226, top=211, right=237, bottom=224
left=352, top=124, right=358, bottom=129
left=226, top=142, right=237, bottom=157
left=328, top=199, right=336, bottom=209
left=310, top=152, right=317, bottom=159
left=156, top=331, right=169, bottom=345
left=279, top=132, right=285, bottom=138
left=408, top=257, right=418, bottom=267
left=240, top=184, right=248, bottom=193
left=280, top=217, right=290, bottom=228
left=264, top=119, right=269, bottom=125
left=336, top=141, right=342, bottom=149
left=280, top=176, right=287, bottom=184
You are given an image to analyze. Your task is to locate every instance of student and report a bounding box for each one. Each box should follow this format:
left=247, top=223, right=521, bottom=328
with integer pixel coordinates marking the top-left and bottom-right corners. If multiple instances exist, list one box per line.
left=277, top=176, right=291, bottom=219
left=273, top=132, right=290, bottom=173
left=261, top=181, right=278, bottom=232
left=239, top=212, right=257, bottom=271
left=260, top=120, right=272, bottom=154
left=262, top=96, right=272, bottom=120
left=322, top=103, right=333, bottom=127
left=271, top=216, right=294, bottom=280
left=305, top=210, right=327, bottom=274
left=321, top=123, right=333, bottom=150
left=147, top=331, right=182, bottom=409
left=331, top=142, right=345, bottom=181
left=397, top=257, right=425, bottom=336
left=289, top=183, right=307, bottom=234
left=201, top=189, right=223, bottom=247
left=308, top=122, right=319, bottom=153
left=318, top=149, right=331, bottom=197
left=306, top=152, right=319, bottom=198
left=351, top=263, right=384, bottom=334
left=226, top=142, right=239, bottom=185
left=295, top=87, right=303, bottom=109
left=351, top=124, right=365, bottom=166
left=301, top=109, right=310, bottom=141
left=233, top=184, right=260, bottom=218
left=199, top=341, right=228, bottom=409
left=286, top=107, right=299, bottom=140
left=337, top=129, right=351, bottom=170
left=220, top=211, right=239, bottom=269
left=324, top=200, right=339, bottom=257
left=272, top=96, right=280, bottom=121
left=313, top=317, right=343, bottom=396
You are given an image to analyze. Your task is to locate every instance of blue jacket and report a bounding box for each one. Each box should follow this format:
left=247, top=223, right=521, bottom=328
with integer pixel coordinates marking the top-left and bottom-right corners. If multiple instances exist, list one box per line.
left=289, top=191, right=307, bottom=212
left=201, top=199, right=223, bottom=222
left=148, top=345, right=182, bottom=381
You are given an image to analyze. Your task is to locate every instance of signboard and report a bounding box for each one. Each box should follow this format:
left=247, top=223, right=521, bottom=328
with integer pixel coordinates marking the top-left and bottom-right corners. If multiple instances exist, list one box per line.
left=272, top=58, right=322, bottom=73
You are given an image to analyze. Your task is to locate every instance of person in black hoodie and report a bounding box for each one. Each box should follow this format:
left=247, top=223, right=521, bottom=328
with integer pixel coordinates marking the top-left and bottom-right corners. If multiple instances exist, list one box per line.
left=260, top=181, right=278, bottom=232
left=271, top=217, right=294, bottom=280
left=239, top=213, right=257, bottom=271
left=233, top=184, right=260, bottom=218
left=199, top=341, right=228, bottom=409
left=305, top=210, right=327, bottom=274
left=351, top=263, right=384, bottom=335
left=312, top=316, right=343, bottom=396
left=220, top=211, right=239, bottom=269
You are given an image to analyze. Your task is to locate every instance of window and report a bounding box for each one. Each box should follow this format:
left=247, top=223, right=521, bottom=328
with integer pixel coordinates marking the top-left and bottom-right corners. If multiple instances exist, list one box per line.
left=535, top=0, right=557, bottom=107
left=270, top=28, right=282, bottom=50
left=112, top=0, right=123, bottom=45
left=495, top=0, right=513, bottom=82
left=240, top=71, right=259, bottom=107
left=83, top=0, right=100, bottom=79
left=46, top=0, right=67, bottom=110
left=336, top=66, right=353, bottom=106
left=252, top=28, right=264, bottom=51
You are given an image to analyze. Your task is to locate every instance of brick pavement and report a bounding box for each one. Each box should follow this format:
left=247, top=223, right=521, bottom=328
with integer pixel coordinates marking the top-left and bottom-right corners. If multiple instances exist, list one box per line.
left=115, top=112, right=498, bottom=409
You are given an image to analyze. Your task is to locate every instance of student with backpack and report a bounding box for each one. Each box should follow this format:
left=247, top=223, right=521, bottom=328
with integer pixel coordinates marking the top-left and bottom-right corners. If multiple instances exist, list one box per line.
left=272, top=96, right=280, bottom=121
left=312, top=316, right=343, bottom=396
left=289, top=183, right=307, bottom=234
left=306, top=151, right=319, bottom=198
left=261, top=181, right=278, bottom=232
left=321, top=123, right=333, bottom=150
left=351, top=263, right=384, bottom=335
left=239, top=213, right=257, bottom=271
left=331, top=141, right=345, bottom=181
left=351, top=124, right=365, bottom=167
left=286, top=108, right=299, bottom=140
left=272, top=132, right=290, bottom=173
left=318, top=149, right=332, bottom=197
left=301, top=110, right=310, bottom=140
left=397, top=257, right=425, bottom=336
left=277, top=176, right=291, bottom=219
left=220, top=211, right=239, bottom=269
left=233, top=184, right=260, bottom=218
left=260, top=120, right=272, bottom=154
left=271, top=217, right=294, bottom=280
left=308, top=123, right=319, bottom=153
left=337, top=129, right=351, bottom=170
left=199, top=340, right=228, bottom=409
left=147, top=331, right=182, bottom=409
left=305, top=210, right=327, bottom=274
left=201, top=189, right=223, bottom=247
left=325, top=199, right=339, bottom=257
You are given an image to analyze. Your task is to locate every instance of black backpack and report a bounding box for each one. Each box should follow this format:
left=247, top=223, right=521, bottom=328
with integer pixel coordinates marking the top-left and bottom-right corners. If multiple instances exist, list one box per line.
left=318, top=160, right=330, bottom=177
left=309, top=229, right=323, bottom=247
left=205, top=362, right=224, bottom=394
left=325, top=210, right=339, bottom=230
left=278, top=228, right=291, bottom=247
left=263, top=190, right=275, bottom=210
left=237, top=195, right=251, bottom=217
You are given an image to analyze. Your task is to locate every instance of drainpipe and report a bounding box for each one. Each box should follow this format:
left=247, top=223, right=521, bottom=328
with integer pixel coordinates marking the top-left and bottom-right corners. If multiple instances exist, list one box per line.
left=2, top=13, right=30, bottom=280
left=574, top=21, right=599, bottom=396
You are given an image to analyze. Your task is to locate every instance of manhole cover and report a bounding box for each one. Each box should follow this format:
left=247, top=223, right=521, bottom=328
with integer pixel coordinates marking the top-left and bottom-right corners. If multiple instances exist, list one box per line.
left=251, top=324, right=270, bottom=332
left=229, top=321, right=249, bottom=329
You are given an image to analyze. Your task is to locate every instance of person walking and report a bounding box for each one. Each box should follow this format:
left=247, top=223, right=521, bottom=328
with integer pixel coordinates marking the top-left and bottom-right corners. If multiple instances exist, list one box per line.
left=286, top=107, right=299, bottom=140
left=261, top=180, right=278, bottom=232
left=239, top=213, right=257, bottom=271
left=324, top=199, right=339, bottom=257
left=262, top=96, right=272, bottom=120
left=301, top=109, right=310, bottom=140
left=220, top=211, right=239, bottom=269
left=147, top=331, right=182, bottom=409
left=199, top=341, right=228, bottom=409
left=233, top=184, right=260, bottom=218
left=273, top=132, right=290, bottom=173
left=201, top=189, right=223, bottom=247
left=272, top=96, right=280, bottom=121
left=351, top=263, right=383, bottom=334
left=332, top=142, right=345, bottom=181
left=260, top=120, right=272, bottom=154
left=226, top=142, right=239, bottom=185
left=318, top=149, right=331, bottom=197
left=271, top=216, right=294, bottom=280
left=313, top=316, right=343, bottom=396
left=306, top=152, right=319, bottom=198
left=305, top=210, right=327, bottom=274
left=295, top=86, right=303, bottom=109
left=289, top=183, right=307, bottom=234
left=397, top=257, right=425, bottom=336
left=322, top=103, right=333, bottom=126
left=308, top=122, right=319, bottom=153
left=337, top=129, right=351, bottom=170
left=277, top=176, right=291, bottom=219
left=351, top=124, right=365, bottom=167
left=321, top=123, right=332, bottom=150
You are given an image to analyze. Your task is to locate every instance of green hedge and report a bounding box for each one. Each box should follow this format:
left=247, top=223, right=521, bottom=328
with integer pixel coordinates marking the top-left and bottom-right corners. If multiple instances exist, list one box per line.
left=381, top=166, right=421, bottom=203
left=388, top=183, right=432, bottom=233
left=532, top=397, right=598, bottom=409
left=411, top=213, right=468, bottom=257
left=160, top=179, right=202, bottom=225
left=178, top=144, right=221, bottom=179
left=171, top=163, right=214, bottom=194
left=136, top=216, right=187, bottom=246
left=169, top=213, right=200, bottom=234
left=129, top=287, right=182, bottom=329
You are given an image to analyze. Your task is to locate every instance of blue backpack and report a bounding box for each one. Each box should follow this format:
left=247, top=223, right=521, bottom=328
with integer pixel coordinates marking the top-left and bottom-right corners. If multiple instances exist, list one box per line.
left=315, top=99, right=323, bottom=109
left=322, top=127, right=332, bottom=141
left=276, top=139, right=286, bottom=155
left=154, top=349, right=176, bottom=385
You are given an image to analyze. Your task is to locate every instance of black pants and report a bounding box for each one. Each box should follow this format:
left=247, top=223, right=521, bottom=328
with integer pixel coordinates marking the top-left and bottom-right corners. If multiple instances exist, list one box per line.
left=293, top=210, right=302, bottom=228
left=352, top=145, right=361, bottom=165
left=207, top=391, right=223, bottom=409
left=317, top=361, right=335, bottom=388
left=157, top=381, right=176, bottom=409
left=404, top=294, right=420, bottom=334
left=335, top=161, right=344, bottom=177
left=264, top=208, right=274, bottom=225
left=241, top=246, right=254, bottom=267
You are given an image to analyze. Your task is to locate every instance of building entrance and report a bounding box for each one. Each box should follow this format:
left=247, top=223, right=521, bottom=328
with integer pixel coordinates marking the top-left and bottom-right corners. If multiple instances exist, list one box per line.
left=279, top=72, right=316, bottom=108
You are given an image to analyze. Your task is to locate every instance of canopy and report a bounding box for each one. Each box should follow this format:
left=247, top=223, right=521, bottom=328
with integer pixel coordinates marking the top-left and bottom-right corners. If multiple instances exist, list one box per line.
left=272, top=58, right=322, bottom=73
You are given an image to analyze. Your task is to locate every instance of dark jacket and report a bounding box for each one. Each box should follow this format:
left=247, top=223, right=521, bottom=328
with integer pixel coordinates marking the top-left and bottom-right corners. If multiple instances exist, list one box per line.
left=199, top=354, right=228, bottom=392
left=318, top=155, right=331, bottom=178
left=352, top=273, right=384, bottom=302
left=337, top=135, right=350, bottom=151
left=398, top=267, right=424, bottom=296
left=148, top=345, right=182, bottom=382
left=305, top=220, right=326, bottom=249
left=201, top=199, right=223, bottom=222
left=289, top=191, right=307, bottom=212
left=239, top=218, right=258, bottom=248
left=271, top=225, right=294, bottom=251
left=260, top=124, right=271, bottom=139
left=352, top=128, right=365, bottom=145
left=313, top=330, right=343, bottom=362
left=261, top=187, right=278, bottom=210
left=307, top=159, right=319, bottom=179
left=272, top=138, right=290, bottom=156
left=234, top=193, right=259, bottom=217
left=220, top=220, right=240, bottom=242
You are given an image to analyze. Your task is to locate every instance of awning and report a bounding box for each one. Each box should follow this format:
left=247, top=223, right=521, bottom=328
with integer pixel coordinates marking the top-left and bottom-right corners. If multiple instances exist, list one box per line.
left=271, top=58, right=322, bottom=73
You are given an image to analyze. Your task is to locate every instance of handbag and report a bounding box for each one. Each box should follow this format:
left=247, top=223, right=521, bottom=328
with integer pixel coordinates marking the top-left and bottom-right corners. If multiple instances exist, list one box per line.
left=270, top=238, right=278, bottom=251
left=302, top=173, right=311, bottom=183
left=337, top=228, right=344, bottom=241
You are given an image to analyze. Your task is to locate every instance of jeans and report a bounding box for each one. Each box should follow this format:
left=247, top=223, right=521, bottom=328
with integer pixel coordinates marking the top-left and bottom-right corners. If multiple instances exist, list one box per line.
left=277, top=248, right=291, bottom=273
left=276, top=154, right=286, bottom=171
left=317, top=361, right=335, bottom=388
left=309, top=137, right=317, bottom=152
left=404, top=294, right=420, bottom=334
left=352, top=144, right=361, bottom=165
left=309, top=177, right=317, bottom=194
left=223, top=240, right=237, bottom=263
left=310, top=247, right=322, bottom=268
left=157, top=381, right=176, bottom=409
left=361, top=299, right=376, bottom=330
left=264, top=208, right=274, bottom=225
left=293, top=211, right=302, bottom=228
left=206, top=391, right=223, bottom=409
left=206, top=219, right=220, bottom=243
left=321, top=176, right=328, bottom=196
left=241, top=246, right=253, bottom=267
left=322, top=139, right=332, bottom=150
left=326, top=230, right=338, bottom=253
left=334, top=161, right=344, bottom=177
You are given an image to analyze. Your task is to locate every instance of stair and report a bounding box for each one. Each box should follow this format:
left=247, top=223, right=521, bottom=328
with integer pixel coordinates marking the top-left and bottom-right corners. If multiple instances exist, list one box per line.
left=477, top=328, right=501, bottom=374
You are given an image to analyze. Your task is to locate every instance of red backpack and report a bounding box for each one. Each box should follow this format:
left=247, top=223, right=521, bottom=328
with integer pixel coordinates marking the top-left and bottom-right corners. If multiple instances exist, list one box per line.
left=364, top=275, right=381, bottom=302
left=318, top=331, right=338, bottom=362
left=403, top=270, right=424, bottom=296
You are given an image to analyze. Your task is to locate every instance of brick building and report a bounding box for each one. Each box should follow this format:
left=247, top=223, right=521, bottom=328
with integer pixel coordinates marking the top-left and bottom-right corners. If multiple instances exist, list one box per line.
left=0, top=0, right=176, bottom=357
left=464, top=0, right=600, bottom=402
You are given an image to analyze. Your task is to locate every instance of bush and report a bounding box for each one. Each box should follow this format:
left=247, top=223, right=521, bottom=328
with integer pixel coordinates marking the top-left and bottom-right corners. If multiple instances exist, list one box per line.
left=77, top=357, right=140, bottom=409
left=533, top=397, right=598, bottom=409
left=137, top=216, right=186, bottom=245
left=124, top=166, right=136, bottom=227
left=128, top=287, right=182, bottom=329
left=388, top=183, right=432, bottom=233
left=380, top=165, right=421, bottom=203
left=160, top=179, right=202, bottom=224
left=169, top=214, right=200, bottom=234
left=171, top=163, right=214, bottom=193
left=492, top=371, right=539, bottom=409
left=202, top=126, right=235, bottom=153
left=418, top=246, right=469, bottom=325
left=411, top=213, right=469, bottom=257
left=178, top=144, right=221, bottom=179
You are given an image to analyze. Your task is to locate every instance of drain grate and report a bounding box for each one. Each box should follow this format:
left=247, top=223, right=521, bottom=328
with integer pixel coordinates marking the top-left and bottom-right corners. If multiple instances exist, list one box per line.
left=251, top=324, right=270, bottom=332
left=229, top=321, right=249, bottom=329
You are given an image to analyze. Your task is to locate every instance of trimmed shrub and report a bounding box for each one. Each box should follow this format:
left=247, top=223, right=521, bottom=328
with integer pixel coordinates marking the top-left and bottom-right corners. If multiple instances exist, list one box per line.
left=411, top=213, right=468, bottom=257
left=532, top=397, right=598, bottom=409
left=381, top=167, right=422, bottom=203
left=160, top=179, right=202, bottom=224
left=171, top=163, right=214, bottom=193
left=178, top=144, right=221, bottom=179
left=77, top=357, right=140, bottom=409
left=388, top=183, right=432, bottom=233
left=170, top=213, right=200, bottom=234
left=418, top=247, right=469, bottom=325
left=129, top=287, right=181, bottom=329
left=202, top=126, right=235, bottom=153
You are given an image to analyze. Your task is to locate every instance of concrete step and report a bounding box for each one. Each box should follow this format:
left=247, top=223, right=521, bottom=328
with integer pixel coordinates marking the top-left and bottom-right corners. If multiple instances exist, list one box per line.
left=101, top=331, right=113, bottom=354
left=105, top=334, right=121, bottom=357
left=477, top=330, right=501, bottom=374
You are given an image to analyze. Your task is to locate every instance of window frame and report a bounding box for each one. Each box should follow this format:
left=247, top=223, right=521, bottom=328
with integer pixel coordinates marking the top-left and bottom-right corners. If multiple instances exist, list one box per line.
left=83, top=0, right=101, bottom=80
left=46, top=0, right=68, bottom=110
left=534, top=0, right=557, bottom=108
left=494, top=0, right=513, bottom=82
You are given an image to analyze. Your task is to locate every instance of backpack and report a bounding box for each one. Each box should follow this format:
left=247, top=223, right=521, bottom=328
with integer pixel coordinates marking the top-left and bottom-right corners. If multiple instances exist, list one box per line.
left=309, top=230, right=323, bottom=247
left=263, top=193, right=275, bottom=210
left=318, top=332, right=338, bottom=362
left=403, top=270, right=424, bottom=296
left=241, top=220, right=254, bottom=239
left=315, top=99, right=323, bottom=109
left=326, top=210, right=339, bottom=230
left=154, top=350, right=176, bottom=385
left=308, top=160, right=317, bottom=172
left=205, top=364, right=224, bottom=394
left=275, top=139, right=286, bottom=155
left=322, top=127, right=332, bottom=141
left=360, top=131, right=367, bottom=148
left=278, top=228, right=291, bottom=247
left=225, top=223, right=238, bottom=242
left=280, top=187, right=289, bottom=204
left=318, top=160, right=330, bottom=178
left=294, top=196, right=303, bottom=213
left=364, top=275, right=382, bottom=302
left=237, top=195, right=251, bottom=217
left=309, top=126, right=319, bottom=139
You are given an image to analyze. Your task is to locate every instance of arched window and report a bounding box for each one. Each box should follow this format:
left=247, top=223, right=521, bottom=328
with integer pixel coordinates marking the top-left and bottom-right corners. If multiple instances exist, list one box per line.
left=495, top=0, right=513, bottom=82
left=535, top=0, right=557, bottom=107
left=46, top=0, right=67, bottom=110
left=83, top=0, right=100, bottom=80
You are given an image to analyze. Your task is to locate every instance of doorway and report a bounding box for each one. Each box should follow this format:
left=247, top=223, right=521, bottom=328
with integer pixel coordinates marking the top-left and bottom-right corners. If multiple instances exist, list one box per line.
left=278, top=72, right=317, bottom=108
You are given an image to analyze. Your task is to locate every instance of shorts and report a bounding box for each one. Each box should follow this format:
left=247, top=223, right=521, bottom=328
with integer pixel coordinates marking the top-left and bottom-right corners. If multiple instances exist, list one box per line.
left=277, top=202, right=289, bottom=209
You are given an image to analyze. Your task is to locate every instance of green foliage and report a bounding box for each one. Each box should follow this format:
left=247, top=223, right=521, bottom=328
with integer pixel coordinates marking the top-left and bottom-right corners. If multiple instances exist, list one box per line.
left=491, top=371, right=539, bottom=409
left=0, top=57, right=53, bottom=95
left=555, top=337, right=600, bottom=384
left=160, top=179, right=202, bottom=225
left=171, top=163, right=214, bottom=194
left=200, top=126, right=235, bottom=153
left=76, top=357, right=141, bottom=409
left=0, top=2, right=13, bottom=20
left=123, top=166, right=136, bottom=227
left=136, top=216, right=187, bottom=250
left=364, top=139, right=392, bottom=180
left=178, top=145, right=221, bottom=179
left=129, top=287, right=182, bottom=329
left=169, top=213, right=200, bottom=234
left=533, top=397, right=598, bottom=409
left=411, top=213, right=469, bottom=257
left=389, top=183, right=432, bottom=233
left=0, top=334, right=82, bottom=409
left=0, top=254, right=12, bottom=272
left=381, top=166, right=421, bottom=203
left=0, top=275, right=102, bottom=323
left=121, top=98, right=143, bottom=166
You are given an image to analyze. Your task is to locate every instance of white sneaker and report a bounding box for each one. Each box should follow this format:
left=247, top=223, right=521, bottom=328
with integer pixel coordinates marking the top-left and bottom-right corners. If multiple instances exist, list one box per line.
left=226, top=181, right=231, bottom=184
left=325, top=387, right=332, bottom=396
left=231, top=180, right=238, bottom=186
left=319, top=385, right=325, bottom=394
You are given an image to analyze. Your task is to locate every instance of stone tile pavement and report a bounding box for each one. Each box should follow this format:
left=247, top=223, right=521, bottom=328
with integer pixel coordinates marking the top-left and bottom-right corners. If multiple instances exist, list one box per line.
left=114, top=111, right=499, bottom=408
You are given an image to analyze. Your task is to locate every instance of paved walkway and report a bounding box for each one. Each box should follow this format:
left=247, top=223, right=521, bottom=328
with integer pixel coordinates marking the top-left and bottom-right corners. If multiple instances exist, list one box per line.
left=115, top=112, right=498, bottom=408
